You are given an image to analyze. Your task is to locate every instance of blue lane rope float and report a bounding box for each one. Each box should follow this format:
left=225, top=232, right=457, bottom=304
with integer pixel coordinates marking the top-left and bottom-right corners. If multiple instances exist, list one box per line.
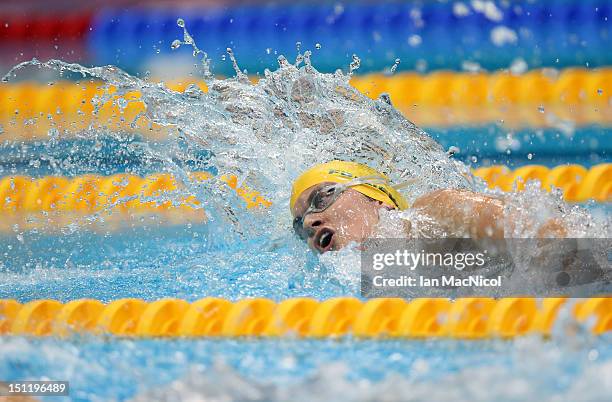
left=88, top=1, right=612, bottom=74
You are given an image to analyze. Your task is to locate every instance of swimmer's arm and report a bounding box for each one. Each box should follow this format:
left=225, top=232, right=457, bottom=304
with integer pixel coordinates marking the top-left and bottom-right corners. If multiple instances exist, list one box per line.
left=411, top=189, right=505, bottom=239
left=410, top=189, right=567, bottom=239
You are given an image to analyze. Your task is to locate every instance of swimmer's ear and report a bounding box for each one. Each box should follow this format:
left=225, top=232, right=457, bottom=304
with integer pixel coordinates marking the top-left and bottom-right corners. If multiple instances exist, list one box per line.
left=365, top=195, right=382, bottom=205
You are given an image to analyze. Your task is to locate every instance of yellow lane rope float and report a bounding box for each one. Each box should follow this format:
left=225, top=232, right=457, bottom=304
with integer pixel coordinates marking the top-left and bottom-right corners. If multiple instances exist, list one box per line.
left=0, top=297, right=610, bottom=338
left=472, top=163, right=612, bottom=202
left=0, top=68, right=610, bottom=141
left=0, top=172, right=271, bottom=215
left=0, top=163, right=607, bottom=221
left=353, top=67, right=612, bottom=127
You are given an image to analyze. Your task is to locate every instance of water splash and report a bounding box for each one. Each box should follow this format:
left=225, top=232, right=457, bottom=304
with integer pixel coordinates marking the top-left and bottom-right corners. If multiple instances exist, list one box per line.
left=226, top=47, right=247, bottom=79
left=3, top=23, right=473, bottom=237
left=173, top=18, right=213, bottom=82
left=2, top=19, right=606, bottom=260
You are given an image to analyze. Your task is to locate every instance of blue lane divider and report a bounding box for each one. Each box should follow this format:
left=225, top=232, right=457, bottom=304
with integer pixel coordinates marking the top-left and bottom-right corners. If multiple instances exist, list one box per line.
left=88, top=1, right=611, bottom=74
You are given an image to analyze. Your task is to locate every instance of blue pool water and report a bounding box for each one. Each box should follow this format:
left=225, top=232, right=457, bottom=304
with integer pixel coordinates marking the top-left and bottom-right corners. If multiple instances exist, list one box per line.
left=1, top=329, right=612, bottom=401
left=1, top=125, right=610, bottom=178
left=1, top=209, right=612, bottom=401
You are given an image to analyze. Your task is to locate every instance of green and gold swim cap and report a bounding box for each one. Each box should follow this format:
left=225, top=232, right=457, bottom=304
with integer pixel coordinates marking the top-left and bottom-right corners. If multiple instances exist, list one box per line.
left=290, top=160, right=409, bottom=211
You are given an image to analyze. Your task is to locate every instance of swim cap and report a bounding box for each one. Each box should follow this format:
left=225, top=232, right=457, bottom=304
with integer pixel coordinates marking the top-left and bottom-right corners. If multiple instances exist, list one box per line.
left=290, top=160, right=409, bottom=211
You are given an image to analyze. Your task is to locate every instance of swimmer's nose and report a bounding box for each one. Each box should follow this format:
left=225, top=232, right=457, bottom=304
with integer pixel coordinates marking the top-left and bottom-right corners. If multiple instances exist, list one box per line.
left=302, top=214, right=323, bottom=237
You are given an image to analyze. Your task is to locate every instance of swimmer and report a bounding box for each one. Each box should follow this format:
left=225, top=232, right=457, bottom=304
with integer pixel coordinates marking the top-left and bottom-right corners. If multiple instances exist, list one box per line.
left=291, top=160, right=567, bottom=253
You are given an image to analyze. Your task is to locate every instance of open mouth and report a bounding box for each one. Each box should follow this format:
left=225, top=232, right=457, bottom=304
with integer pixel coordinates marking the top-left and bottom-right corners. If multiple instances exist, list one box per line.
left=314, top=228, right=335, bottom=252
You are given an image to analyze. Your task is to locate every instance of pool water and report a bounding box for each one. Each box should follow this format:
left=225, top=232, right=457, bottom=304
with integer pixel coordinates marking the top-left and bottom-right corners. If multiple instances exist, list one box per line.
left=1, top=204, right=612, bottom=401
left=0, top=39, right=610, bottom=401
left=1, top=327, right=611, bottom=401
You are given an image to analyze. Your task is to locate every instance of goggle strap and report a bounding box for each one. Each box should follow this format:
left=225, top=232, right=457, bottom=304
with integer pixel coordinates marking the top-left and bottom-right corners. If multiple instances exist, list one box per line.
left=391, top=178, right=419, bottom=191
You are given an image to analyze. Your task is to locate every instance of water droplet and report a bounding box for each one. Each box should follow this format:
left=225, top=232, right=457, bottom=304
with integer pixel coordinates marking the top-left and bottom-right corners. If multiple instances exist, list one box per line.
left=447, top=146, right=460, bottom=156
left=415, top=59, right=427, bottom=72
left=116, top=98, right=128, bottom=111
left=266, top=48, right=272, bottom=55
left=378, top=93, right=392, bottom=105
left=527, top=153, right=533, bottom=160
left=315, top=43, right=321, bottom=50
left=462, top=61, right=482, bottom=72
left=509, top=58, right=528, bottom=74
left=390, top=58, right=401, bottom=74
left=171, top=40, right=181, bottom=50
left=177, top=18, right=185, bottom=27
left=47, top=127, right=59, bottom=138
left=349, top=54, right=361, bottom=76
left=408, top=35, right=422, bottom=47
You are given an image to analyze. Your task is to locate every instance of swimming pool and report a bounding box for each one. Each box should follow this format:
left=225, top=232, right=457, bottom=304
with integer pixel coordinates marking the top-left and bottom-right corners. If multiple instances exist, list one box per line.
left=1, top=1, right=611, bottom=401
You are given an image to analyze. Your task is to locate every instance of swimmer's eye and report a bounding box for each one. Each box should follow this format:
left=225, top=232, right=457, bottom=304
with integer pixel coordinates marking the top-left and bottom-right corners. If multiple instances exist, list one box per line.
left=312, top=186, right=337, bottom=211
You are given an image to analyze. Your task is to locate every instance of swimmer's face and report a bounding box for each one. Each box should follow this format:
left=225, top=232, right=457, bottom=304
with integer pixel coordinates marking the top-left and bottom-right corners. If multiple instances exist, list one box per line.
left=291, top=182, right=386, bottom=253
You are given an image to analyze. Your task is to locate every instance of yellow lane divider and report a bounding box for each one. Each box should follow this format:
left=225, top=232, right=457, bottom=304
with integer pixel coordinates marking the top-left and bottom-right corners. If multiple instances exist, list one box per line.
left=353, top=68, right=612, bottom=127
left=0, top=68, right=610, bottom=140
left=0, top=297, right=610, bottom=338
left=0, top=163, right=607, bottom=221
left=0, top=172, right=271, bottom=214
left=473, top=163, right=612, bottom=202
left=351, top=68, right=612, bottom=106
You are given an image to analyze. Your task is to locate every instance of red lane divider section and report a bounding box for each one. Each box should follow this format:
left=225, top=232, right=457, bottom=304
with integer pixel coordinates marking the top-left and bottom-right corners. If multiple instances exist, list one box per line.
left=0, top=13, right=91, bottom=41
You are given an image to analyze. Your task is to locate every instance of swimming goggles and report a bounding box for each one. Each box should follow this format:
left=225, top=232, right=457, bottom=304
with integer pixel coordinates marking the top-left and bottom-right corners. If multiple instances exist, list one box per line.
left=292, top=175, right=392, bottom=241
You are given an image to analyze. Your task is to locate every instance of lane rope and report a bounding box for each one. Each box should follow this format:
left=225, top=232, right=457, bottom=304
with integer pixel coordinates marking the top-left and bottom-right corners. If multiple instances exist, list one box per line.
left=0, top=163, right=608, bottom=218
left=0, top=172, right=271, bottom=214
left=1, top=297, right=610, bottom=338
left=473, top=163, right=612, bottom=202
left=1, top=68, right=610, bottom=140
